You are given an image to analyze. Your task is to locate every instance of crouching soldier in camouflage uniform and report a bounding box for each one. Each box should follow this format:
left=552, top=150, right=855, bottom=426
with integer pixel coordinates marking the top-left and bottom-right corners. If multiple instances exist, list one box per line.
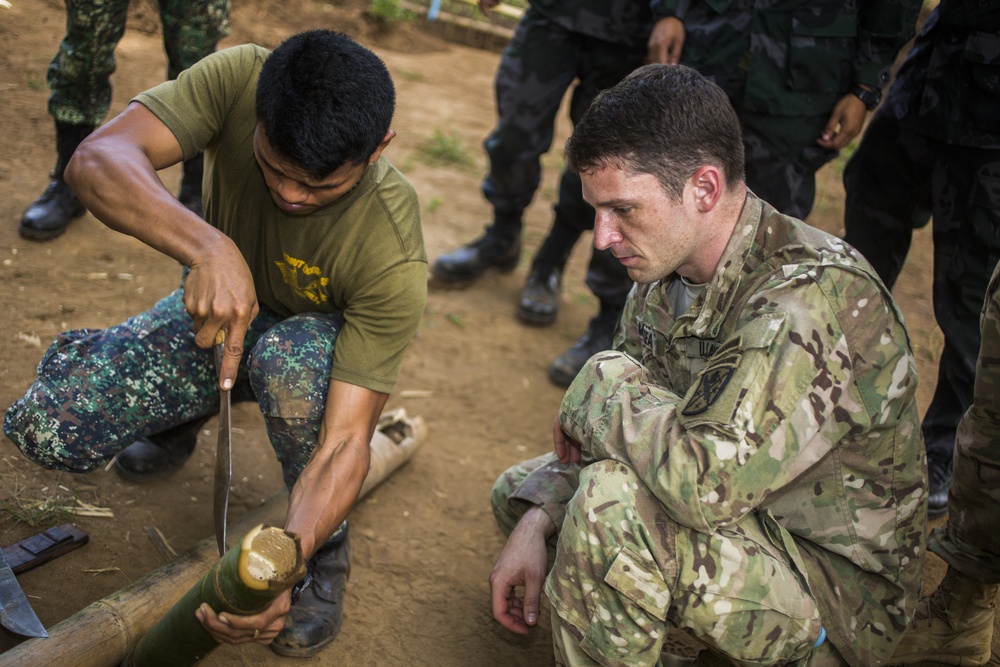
left=489, top=65, right=928, bottom=666
left=19, top=0, right=231, bottom=240
left=890, top=262, right=1000, bottom=666
left=5, top=31, right=426, bottom=657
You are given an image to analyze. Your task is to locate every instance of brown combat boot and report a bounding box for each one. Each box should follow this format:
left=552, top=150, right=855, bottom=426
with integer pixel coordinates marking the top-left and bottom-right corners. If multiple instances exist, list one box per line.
left=890, top=567, right=998, bottom=666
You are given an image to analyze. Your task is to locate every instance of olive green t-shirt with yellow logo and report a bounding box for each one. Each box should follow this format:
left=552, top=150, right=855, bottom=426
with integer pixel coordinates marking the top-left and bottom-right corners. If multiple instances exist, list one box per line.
left=134, top=44, right=427, bottom=394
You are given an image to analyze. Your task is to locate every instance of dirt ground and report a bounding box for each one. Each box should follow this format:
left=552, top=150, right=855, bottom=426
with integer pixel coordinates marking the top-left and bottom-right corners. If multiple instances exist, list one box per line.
left=0, top=0, right=996, bottom=665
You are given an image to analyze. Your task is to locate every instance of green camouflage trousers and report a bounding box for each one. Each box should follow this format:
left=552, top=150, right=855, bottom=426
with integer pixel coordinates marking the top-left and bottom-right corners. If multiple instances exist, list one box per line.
left=4, top=283, right=343, bottom=492
left=930, top=261, right=1000, bottom=584
left=49, top=0, right=231, bottom=126
left=493, top=456, right=837, bottom=667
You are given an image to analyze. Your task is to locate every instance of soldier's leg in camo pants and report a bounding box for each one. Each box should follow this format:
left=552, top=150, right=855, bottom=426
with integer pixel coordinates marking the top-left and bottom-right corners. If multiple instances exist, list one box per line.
left=931, top=262, right=1000, bottom=584
left=48, top=0, right=130, bottom=127
left=3, top=286, right=241, bottom=472
left=157, top=0, right=231, bottom=80
left=548, top=460, right=829, bottom=667
left=247, top=312, right=349, bottom=544
left=481, top=9, right=581, bottom=223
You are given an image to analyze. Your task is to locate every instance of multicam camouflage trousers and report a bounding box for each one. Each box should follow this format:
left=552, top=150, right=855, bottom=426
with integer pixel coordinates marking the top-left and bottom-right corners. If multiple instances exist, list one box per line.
left=930, top=262, right=1000, bottom=585
left=4, top=286, right=343, bottom=493
left=49, top=0, right=231, bottom=126
left=493, top=456, right=840, bottom=667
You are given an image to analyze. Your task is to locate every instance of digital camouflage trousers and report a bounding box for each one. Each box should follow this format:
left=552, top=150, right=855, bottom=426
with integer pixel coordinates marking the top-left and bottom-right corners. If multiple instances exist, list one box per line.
left=4, top=285, right=343, bottom=493
left=49, top=0, right=231, bottom=126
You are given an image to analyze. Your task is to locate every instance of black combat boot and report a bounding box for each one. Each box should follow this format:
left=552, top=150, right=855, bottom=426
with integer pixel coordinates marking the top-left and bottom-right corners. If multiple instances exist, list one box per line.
left=517, top=215, right=579, bottom=325
left=431, top=217, right=522, bottom=283
left=19, top=122, right=94, bottom=241
left=548, top=304, right=622, bottom=388
left=926, top=444, right=954, bottom=518
left=177, top=153, right=205, bottom=217
left=114, top=416, right=210, bottom=482
left=272, top=528, right=351, bottom=658
left=517, top=266, right=562, bottom=325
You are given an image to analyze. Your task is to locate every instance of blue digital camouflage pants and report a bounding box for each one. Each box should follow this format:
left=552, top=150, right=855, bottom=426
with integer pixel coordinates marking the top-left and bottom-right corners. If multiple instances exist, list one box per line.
left=492, top=456, right=841, bottom=667
left=4, top=283, right=342, bottom=494
left=49, top=0, right=231, bottom=126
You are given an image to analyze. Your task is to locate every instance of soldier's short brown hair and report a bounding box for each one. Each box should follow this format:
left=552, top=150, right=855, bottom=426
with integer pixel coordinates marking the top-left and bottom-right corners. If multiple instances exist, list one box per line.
left=565, top=64, right=745, bottom=199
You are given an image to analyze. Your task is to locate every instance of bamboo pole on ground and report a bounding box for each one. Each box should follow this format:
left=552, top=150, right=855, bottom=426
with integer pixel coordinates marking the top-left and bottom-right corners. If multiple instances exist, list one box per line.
left=0, top=411, right=426, bottom=667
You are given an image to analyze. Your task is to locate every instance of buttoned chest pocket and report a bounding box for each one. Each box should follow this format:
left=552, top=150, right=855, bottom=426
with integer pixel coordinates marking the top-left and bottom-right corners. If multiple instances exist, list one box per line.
left=677, top=315, right=785, bottom=430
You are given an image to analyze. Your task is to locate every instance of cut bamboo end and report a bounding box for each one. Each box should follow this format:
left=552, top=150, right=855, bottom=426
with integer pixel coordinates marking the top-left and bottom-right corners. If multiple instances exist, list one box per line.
left=236, top=524, right=305, bottom=592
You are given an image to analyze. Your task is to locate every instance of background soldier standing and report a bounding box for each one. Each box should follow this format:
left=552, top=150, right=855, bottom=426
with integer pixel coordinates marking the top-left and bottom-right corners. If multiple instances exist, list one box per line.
left=644, top=0, right=921, bottom=221
left=19, top=0, right=231, bottom=240
left=430, top=0, right=650, bottom=388
left=843, top=0, right=1000, bottom=518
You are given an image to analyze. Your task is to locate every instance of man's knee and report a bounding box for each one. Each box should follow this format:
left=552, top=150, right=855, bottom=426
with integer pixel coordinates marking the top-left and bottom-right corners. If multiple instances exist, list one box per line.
left=248, top=314, right=338, bottom=419
left=4, top=398, right=103, bottom=473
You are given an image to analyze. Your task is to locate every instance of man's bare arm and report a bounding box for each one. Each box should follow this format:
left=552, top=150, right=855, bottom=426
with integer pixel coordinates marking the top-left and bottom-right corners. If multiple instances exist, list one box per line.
left=65, top=102, right=257, bottom=387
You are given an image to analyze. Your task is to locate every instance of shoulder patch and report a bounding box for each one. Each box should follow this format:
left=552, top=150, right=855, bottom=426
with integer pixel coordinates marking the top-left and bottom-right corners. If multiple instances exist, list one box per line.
left=681, top=352, right=741, bottom=417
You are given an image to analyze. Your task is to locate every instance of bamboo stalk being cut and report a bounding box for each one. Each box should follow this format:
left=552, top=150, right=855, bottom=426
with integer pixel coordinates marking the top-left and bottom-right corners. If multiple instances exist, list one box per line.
left=0, top=410, right=426, bottom=667
left=122, top=524, right=306, bottom=666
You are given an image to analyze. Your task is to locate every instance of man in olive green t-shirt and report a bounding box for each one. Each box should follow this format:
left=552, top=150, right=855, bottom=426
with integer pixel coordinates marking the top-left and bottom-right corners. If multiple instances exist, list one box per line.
left=3, top=30, right=427, bottom=657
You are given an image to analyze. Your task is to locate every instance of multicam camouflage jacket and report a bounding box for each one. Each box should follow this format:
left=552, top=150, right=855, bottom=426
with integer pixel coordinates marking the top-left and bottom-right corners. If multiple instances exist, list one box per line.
left=526, top=0, right=654, bottom=48
left=888, top=0, right=1000, bottom=148
left=514, top=192, right=927, bottom=665
left=648, top=0, right=922, bottom=117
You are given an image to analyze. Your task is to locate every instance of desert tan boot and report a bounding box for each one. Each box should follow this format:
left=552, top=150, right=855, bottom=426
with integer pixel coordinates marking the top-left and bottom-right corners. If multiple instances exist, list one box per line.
left=890, top=567, right=998, bottom=666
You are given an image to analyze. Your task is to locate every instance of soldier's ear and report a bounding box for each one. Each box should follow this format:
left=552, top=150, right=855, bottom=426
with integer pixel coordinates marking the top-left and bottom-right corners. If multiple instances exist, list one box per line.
left=689, top=165, right=721, bottom=212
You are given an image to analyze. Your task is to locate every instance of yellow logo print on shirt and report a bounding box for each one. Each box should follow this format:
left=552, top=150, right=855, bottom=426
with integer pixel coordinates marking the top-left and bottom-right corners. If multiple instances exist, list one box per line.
left=276, top=253, right=330, bottom=305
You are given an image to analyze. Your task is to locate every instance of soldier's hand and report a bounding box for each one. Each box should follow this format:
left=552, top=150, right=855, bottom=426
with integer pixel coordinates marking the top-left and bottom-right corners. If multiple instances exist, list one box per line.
left=817, top=94, right=867, bottom=150
left=183, top=235, right=259, bottom=391
left=647, top=17, right=685, bottom=64
left=489, top=507, right=554, bottom=634
left=553, top=416, right=583, bottom=464
left=196, top=590, right=289, bottom=644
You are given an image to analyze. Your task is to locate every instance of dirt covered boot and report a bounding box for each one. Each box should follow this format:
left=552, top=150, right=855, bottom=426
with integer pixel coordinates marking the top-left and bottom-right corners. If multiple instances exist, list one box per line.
left=890, top=567, right=998, bottom=666
left=19, top=122, right=94, bottom=241
left=272, top=527, right=351, bottom=657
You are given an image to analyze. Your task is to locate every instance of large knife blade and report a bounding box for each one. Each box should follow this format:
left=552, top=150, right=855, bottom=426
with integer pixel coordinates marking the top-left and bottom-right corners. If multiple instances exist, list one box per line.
left=213, top=329, right=232, bottom=557
left=0, top=541, right=47, bottom=638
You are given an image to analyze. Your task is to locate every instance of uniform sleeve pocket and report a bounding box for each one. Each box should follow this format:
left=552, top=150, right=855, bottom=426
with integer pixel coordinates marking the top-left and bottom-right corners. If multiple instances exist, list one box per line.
left=603, top=546, right=672, bottom=620
left=677, top=314, right=784, bottom=429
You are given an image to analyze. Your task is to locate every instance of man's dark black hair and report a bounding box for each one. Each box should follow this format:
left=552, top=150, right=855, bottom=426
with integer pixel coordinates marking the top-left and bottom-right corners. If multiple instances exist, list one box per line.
left=565, top=64, right=745, bottom=199
left=256, top=30, right=396, bottom=178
